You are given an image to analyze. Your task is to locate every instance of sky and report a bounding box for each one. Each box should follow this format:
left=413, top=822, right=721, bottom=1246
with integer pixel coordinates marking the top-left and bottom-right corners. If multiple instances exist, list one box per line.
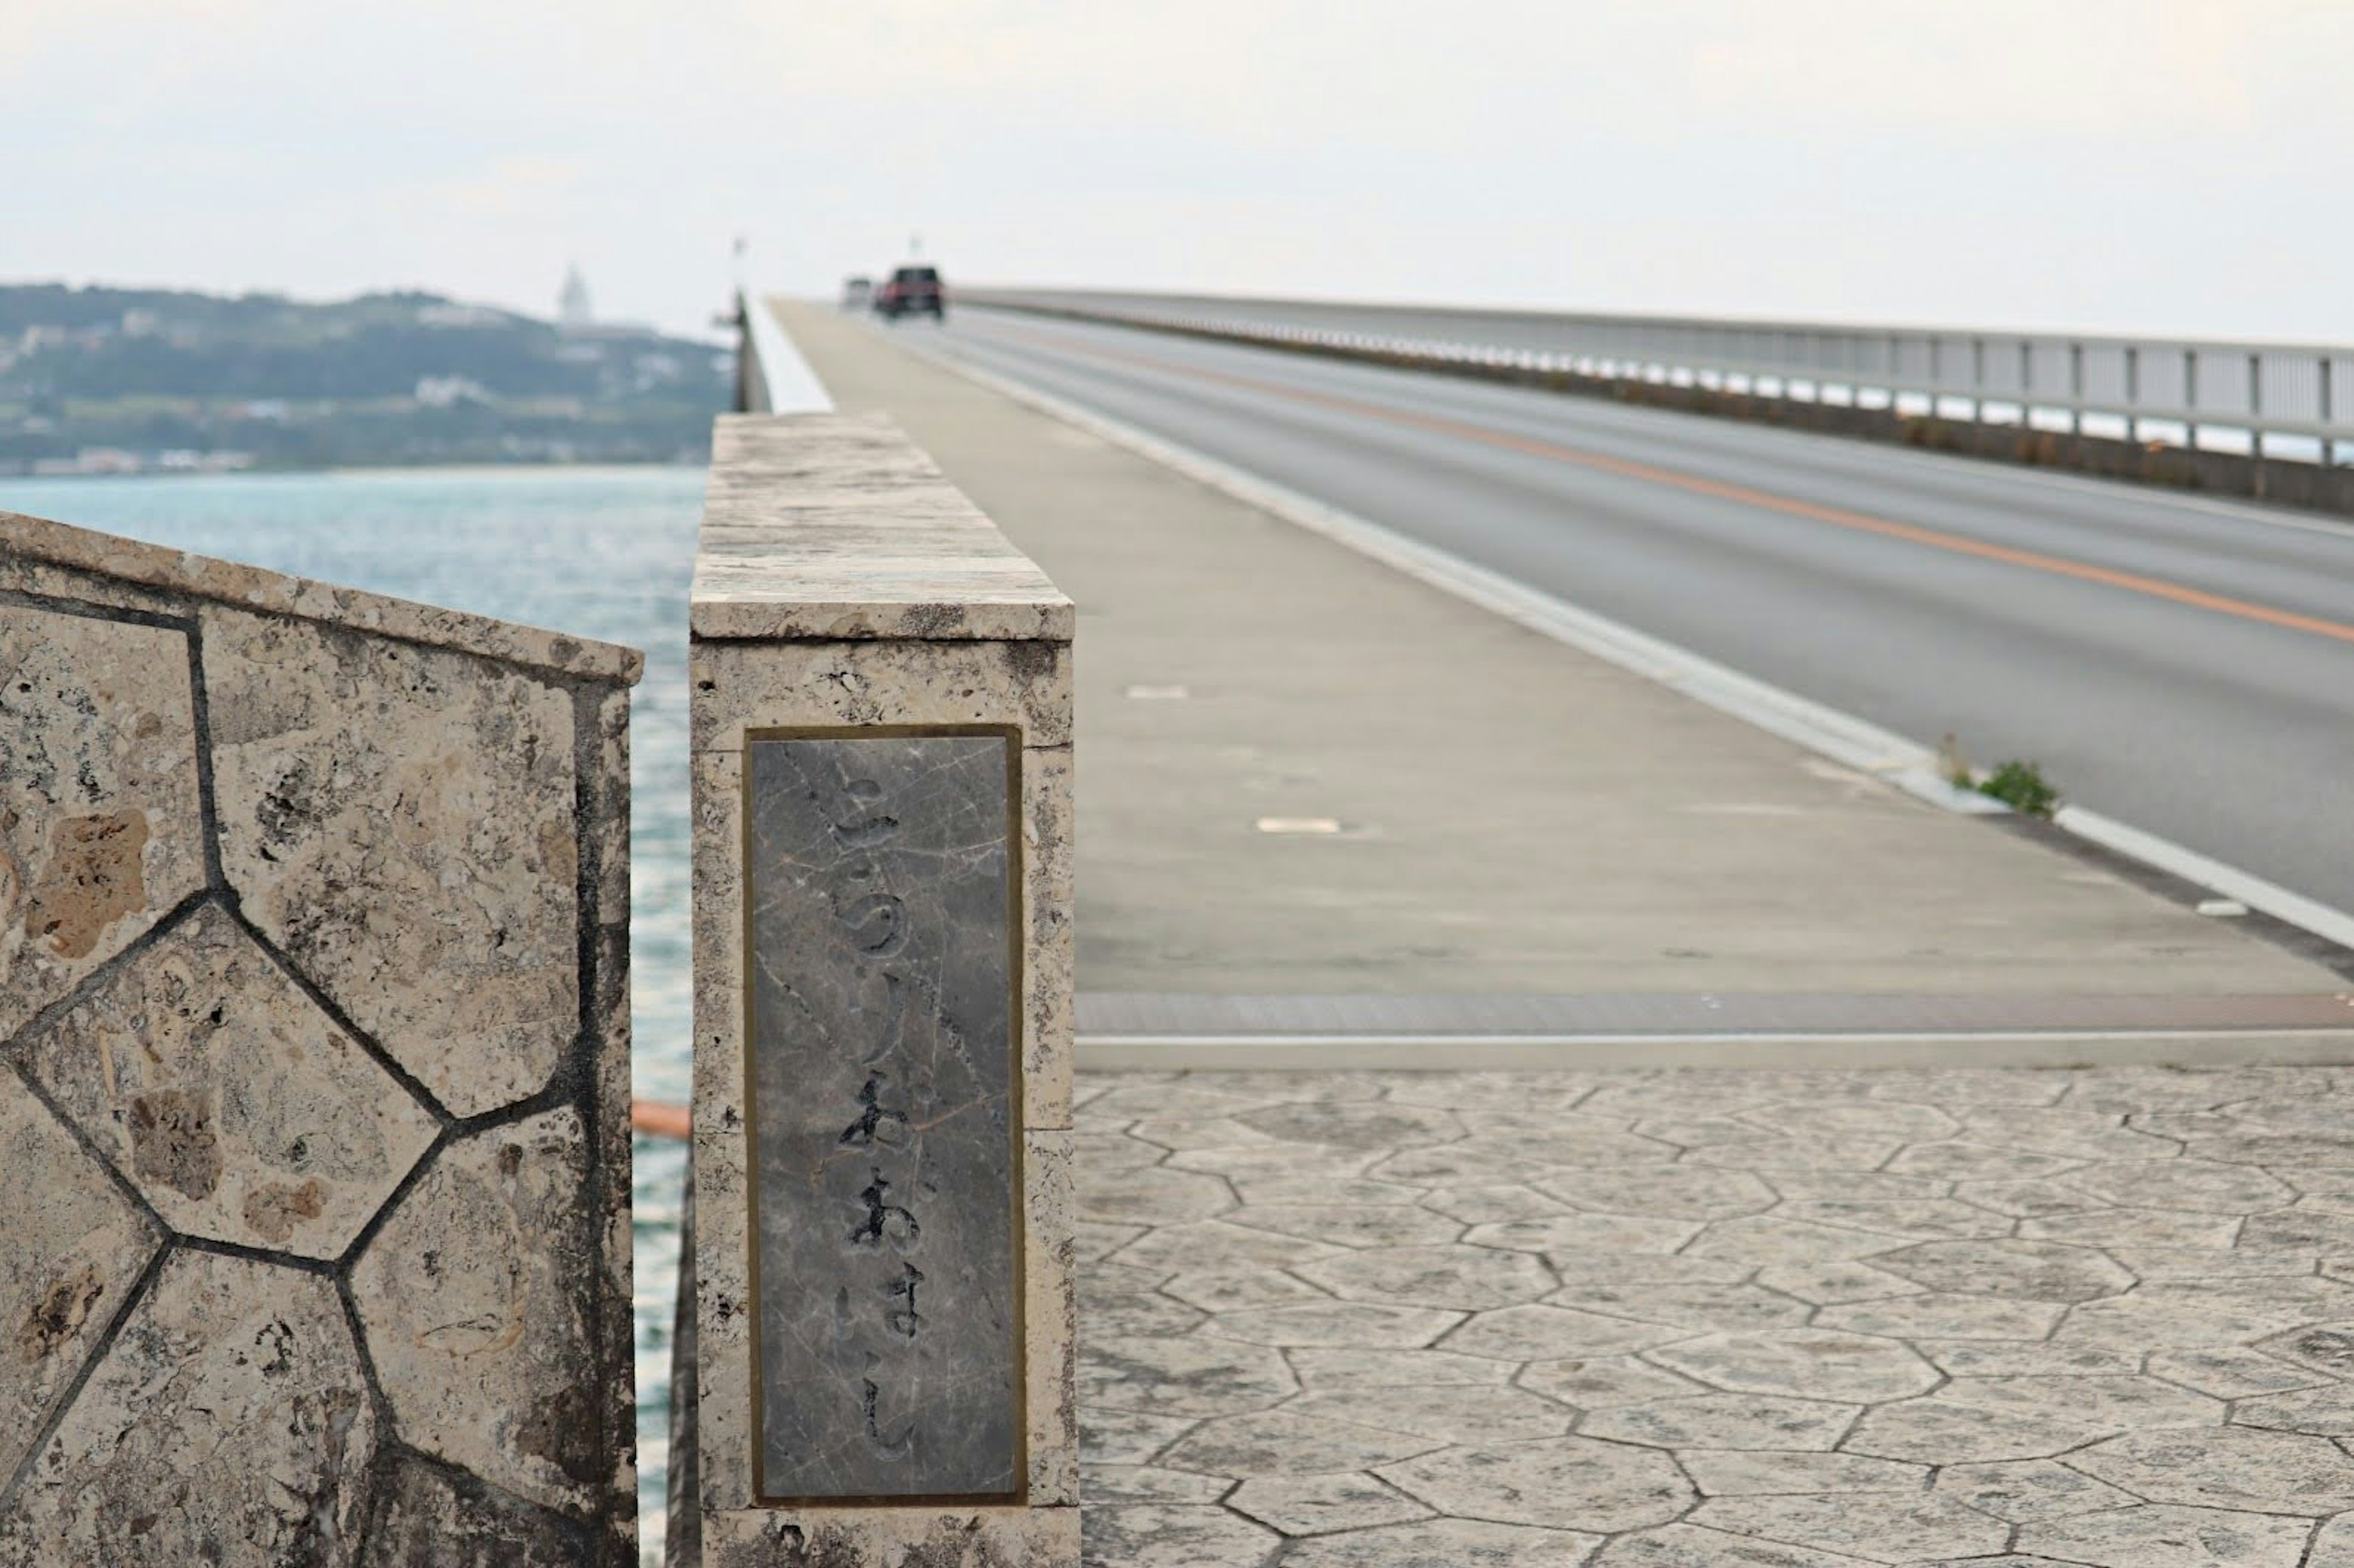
left=6, top=0, right=2352, bottom=344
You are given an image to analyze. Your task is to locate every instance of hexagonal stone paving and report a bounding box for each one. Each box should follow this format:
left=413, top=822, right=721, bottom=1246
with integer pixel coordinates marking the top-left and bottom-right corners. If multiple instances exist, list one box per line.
left=1070, top=1064, right=2354, bottom=1564
left=1534, top=1165, right=1777, bottom=1219
left=1227, top=1472, right=1432, bottom=1536
left=0, top=1250, right=372, bottom=1564
left=1300, top=1245, right=1556, bottom=1312
left=1932, top=1458, right=2136, bottom=1524
left=2068, top=1426, right=2354, bottom=1515
left=1284, top=1383, right=1575, bottom=1445
left=1229, top=1203, right=1463, bottom=1249
left=2017, top=1503, right=2314, bottom=1568
left=2064, top=1157, right=2293, bottom=1214
left=1162, top=1411, right=1442, bottom=1477
left=1080, top=1163, right=1236, bottom=1225
left=1380, top=1437, right=1693, bottom=1532
left=1842, top=1399, right=2110, bottom=1463
left=1206, top=1301, right=1464, bottom=1349
left=1443, top=1304, right=1691, bottom=1361
left=1583, top=1392, right=1860, bottom=1451
left=0, top=1078, right=159, bottom=1486
left=1081, top=1504, right=1278, bottom=1567
left=1688, top=1492, right=2009, bottom=1562
left=2257, top=1320, right=2354, bottom=1379
left=1283, top=1518, right=1599, bottom=1566
left=352, top=1107, right=601, bottom=1515
left=25, top=903, right=440, bottom=1259
left=1872, top=1238, right=2133, bottom=1301
left=1235, top=1100, right=1465, bottom=1150
left=204, top=606, right=581, bottom=1118
left=0, top=603, right=204, bottom=1042
left=1645, top=1328, right=1940, bottom=1402
left=1679, top=1451, right=1926, bottom=1497
left=1081, top=1334, right=1297, bottom=1417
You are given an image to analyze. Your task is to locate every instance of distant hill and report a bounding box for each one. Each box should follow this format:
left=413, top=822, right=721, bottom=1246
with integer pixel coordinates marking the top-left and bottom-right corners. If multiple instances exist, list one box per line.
left=0, top=283, right=733, bottom=474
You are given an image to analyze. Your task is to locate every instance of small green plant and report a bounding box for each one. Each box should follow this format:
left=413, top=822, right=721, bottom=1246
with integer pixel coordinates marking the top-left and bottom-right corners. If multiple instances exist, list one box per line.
left=1975, top=758, right=2062, bottom=818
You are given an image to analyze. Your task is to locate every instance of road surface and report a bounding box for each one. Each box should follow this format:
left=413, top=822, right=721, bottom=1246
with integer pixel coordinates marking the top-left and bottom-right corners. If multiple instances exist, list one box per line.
left=923, top=306, right=2354, bottom=916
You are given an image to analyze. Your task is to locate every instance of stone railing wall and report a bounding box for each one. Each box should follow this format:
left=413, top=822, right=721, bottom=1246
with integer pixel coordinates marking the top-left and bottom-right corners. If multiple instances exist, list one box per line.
left=0, top=513, right=641, bottom=1564
left=679, top=412, right=1078, bottom=1564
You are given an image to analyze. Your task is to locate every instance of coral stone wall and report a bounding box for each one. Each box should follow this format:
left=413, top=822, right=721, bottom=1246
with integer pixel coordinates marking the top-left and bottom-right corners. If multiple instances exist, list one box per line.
left=0, top=512, right=641, bottom=1566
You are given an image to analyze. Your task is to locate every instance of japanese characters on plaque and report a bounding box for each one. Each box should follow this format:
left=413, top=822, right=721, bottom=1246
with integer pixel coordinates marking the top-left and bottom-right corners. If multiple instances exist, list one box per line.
left=744, top=734, right=1021, bottom=1501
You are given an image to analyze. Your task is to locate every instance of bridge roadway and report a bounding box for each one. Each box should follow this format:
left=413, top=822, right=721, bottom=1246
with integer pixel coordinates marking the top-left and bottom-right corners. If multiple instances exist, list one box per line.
left=923, top=306, right=2354, bottom=919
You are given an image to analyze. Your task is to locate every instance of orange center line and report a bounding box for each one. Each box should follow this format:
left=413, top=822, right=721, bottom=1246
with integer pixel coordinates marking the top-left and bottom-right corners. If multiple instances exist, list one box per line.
left=1008, top=324, right=2354, bottom=651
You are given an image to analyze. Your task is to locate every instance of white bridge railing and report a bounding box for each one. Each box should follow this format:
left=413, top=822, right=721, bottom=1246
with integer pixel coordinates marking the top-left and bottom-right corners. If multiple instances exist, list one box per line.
left=962, top=289, right=2351, bottom=467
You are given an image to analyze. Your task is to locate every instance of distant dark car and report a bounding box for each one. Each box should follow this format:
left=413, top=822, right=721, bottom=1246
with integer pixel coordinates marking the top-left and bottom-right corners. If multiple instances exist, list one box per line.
left=873, top=265, right=945, bottom=322
left=841, top=275, right=872, bottom=310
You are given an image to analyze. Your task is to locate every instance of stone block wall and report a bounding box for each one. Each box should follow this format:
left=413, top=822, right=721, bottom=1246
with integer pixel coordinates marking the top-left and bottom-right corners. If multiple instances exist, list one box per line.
left=0, top=511, right=641, bottom=1564
left=682, top=413, right=1079, bottom=1564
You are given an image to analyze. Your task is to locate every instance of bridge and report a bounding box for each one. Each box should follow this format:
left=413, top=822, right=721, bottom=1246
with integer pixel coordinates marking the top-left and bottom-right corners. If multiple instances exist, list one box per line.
left=699, top=289, right=2354, bottom=1566
left=752, top=289, right=2354, bottom=939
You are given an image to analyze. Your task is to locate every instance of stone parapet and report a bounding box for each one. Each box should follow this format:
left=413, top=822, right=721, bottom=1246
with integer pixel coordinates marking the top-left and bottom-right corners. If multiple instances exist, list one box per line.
left=0, top=511, right=640, bottom=1564
left=681, top=413, right=1078, bottom=1564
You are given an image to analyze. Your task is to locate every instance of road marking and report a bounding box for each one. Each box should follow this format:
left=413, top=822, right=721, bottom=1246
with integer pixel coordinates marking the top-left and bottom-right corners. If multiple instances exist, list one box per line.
left=983, top=320, right=2354, bottom=652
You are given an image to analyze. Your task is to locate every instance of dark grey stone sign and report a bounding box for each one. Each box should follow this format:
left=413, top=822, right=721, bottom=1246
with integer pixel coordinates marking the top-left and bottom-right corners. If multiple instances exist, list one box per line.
left=745, top=733, right=1020, bottom=1502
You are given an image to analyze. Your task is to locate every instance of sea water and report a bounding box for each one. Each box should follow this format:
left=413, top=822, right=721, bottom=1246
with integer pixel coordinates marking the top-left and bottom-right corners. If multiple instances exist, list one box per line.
left=0, top=466, right=702, bottom=1559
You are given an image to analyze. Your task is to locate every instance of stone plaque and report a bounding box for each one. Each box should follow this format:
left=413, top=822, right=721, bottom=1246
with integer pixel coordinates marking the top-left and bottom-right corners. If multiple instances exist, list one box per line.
left=745, top=732, right=1021, bottom=1502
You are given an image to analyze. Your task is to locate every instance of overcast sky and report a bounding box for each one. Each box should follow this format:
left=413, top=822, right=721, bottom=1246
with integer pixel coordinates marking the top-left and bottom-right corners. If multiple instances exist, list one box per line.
left=9, top=1, right=2350, bottom=343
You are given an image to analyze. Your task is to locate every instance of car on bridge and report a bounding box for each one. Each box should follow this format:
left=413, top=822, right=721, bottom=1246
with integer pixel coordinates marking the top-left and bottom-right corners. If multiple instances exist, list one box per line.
left=840, top=275, right=872, bottom=310
left=874, top=265, right=945, bottom=322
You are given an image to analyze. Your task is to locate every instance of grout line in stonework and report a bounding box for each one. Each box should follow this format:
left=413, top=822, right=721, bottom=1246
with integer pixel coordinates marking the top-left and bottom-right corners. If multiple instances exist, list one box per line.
left=2, top=1238, right=172, bottom=1504
left=333, top=1267, right=405, bottom=1480
left=4, top=890, right=211, bottom=1073
left=4, top=1016, right=178, bottom=1248
left=333, top=1124, right=454, bottom=1277
left=348, top=1441, right=395, bottom=1556
left=375, top=1440, right=603, bottom=1557
left=0, top=582, right=192, bottom=636
left=444, top=1070, right=600, bottom=1139
left=184, top=614, right=227, bottom=892
left=218, top=899, right=457, bottom=1132
left=171, top=1231, right=337, bottom=1276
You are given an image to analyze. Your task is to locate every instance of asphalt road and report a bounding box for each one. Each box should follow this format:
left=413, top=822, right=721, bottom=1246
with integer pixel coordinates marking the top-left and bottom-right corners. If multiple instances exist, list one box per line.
left=922, top=306, right=2354, bottom=918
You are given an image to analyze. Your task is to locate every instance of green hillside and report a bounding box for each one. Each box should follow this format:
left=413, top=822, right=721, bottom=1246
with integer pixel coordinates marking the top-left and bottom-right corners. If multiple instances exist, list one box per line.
left=0, top=284, right=732, bottom=473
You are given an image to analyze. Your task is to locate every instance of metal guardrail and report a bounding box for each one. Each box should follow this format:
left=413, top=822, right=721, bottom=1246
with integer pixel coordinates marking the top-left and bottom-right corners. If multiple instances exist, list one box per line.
left=964, top=289, right=2351, bottom=466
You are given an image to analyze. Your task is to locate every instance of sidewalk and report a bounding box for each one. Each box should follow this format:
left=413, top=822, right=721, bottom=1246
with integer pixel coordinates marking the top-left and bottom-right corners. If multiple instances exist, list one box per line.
left=771, top=301, right=2344, bottom=1014
left=1069, top=1063, right=2354, bottom=1568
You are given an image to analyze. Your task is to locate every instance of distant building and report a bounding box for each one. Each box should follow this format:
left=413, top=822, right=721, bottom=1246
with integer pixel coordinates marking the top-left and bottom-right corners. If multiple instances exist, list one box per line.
left=560, top=265, right=593, bottom=328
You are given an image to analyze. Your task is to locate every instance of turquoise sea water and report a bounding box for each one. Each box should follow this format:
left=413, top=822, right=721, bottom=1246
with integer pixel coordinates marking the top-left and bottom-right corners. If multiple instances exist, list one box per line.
left=0, top=466, right=702, bottom=1558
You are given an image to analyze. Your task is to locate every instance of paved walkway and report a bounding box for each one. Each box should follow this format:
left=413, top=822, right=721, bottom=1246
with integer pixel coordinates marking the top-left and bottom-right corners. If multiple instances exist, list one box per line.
left=1076, top=1067, right=2354, bottom=1567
